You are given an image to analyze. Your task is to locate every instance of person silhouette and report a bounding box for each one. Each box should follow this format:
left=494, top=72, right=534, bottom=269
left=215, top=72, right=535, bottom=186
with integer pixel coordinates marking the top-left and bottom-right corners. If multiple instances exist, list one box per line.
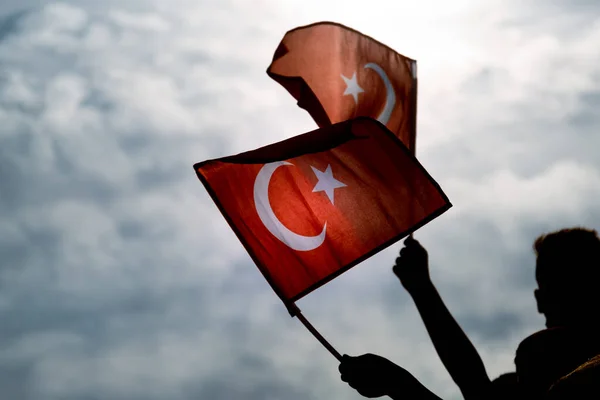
left=514, top=227, right=600, bottom=398
left=339, top=228, right=600, bottom=400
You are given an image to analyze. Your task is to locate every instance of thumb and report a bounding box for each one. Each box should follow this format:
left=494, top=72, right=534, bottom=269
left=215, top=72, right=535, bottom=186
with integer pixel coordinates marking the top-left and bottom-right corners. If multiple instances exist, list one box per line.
left=339, top=354, right=355, bottom=374
left=340, top=354, right=353, bottom=365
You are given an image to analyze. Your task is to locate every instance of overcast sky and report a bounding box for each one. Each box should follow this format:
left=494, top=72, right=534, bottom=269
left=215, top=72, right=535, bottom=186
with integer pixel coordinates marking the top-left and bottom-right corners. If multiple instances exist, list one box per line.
left=0, top=1, right=599, bottom=399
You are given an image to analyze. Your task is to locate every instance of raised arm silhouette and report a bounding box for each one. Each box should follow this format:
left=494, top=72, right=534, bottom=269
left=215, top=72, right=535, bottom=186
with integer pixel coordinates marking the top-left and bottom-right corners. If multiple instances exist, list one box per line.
left=338, top=236, right=486, bottom=400
left=392, top=236, right=491, bottom=400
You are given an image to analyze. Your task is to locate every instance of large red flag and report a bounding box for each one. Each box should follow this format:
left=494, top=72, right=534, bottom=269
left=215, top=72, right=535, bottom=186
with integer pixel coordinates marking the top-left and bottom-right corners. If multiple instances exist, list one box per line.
left=195, top=118, right=450, bottom=304
left=267, top=22, right=417, bottom=150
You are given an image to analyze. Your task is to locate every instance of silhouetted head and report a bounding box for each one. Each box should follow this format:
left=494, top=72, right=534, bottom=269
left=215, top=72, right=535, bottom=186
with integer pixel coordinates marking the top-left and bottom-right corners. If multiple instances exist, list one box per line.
left=515, top=327, right=600, bottom=400
left=532, top=227, right=600, bottom=328
left=546, top=354, right=600, bottom=399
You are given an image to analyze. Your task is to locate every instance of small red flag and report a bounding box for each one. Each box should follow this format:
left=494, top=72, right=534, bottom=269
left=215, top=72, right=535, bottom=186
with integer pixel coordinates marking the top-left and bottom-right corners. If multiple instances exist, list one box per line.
left=195, top=118, right=450, bottom=304
left=267, top=22, right=417, bottom=150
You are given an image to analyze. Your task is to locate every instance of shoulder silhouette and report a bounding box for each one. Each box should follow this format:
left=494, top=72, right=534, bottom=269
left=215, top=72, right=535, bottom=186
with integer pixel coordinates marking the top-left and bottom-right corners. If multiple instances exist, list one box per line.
left=546, top=354, right=600, bottom=399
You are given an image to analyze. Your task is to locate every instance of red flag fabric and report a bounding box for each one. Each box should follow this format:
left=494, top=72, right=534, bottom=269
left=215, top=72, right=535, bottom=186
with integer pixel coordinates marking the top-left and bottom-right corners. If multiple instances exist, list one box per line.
left=195, top=118, right=450, bottom=304
left=267, top=22, right=417, bottom=150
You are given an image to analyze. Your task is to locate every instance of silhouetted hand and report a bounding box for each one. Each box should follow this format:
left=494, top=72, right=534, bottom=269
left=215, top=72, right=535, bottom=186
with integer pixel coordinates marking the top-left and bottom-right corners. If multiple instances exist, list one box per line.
left=393, top=237, right=431, bottom=294
left=339, top=353, right=413, bottom=398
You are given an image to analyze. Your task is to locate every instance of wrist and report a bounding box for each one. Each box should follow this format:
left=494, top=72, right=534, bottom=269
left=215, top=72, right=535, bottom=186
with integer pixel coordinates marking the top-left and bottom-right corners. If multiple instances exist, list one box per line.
left=406, top=279, right=436, bottom=298
left=388, top=384, right=442, bottom=400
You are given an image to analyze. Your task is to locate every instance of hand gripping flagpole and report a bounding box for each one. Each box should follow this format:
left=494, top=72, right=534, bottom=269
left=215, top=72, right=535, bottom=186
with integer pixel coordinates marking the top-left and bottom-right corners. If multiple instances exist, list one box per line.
left=288, top=303, right=343, bottom=362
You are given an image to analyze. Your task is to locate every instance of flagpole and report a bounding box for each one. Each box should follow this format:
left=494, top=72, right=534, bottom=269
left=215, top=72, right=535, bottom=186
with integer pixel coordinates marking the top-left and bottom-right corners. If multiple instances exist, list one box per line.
left=409, top=60, right=418, bottom=239
left=288, top=303, right=343, bottom=361
left=411, top=61, right=418, bottom=156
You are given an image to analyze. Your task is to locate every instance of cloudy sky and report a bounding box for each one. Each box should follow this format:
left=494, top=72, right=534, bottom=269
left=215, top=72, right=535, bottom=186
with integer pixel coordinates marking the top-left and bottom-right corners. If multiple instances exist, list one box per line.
left=1, top=0, right=599, bottom=399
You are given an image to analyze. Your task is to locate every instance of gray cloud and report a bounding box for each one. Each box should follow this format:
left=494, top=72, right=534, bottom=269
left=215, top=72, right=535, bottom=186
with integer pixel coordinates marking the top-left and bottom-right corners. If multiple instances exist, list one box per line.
left=0, top=1, right=599, bottom=400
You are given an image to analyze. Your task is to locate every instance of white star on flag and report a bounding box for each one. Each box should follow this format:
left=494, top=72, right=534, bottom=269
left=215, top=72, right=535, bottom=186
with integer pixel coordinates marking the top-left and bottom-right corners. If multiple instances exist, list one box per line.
left=341, top=72, right=364, bottom=104
left=311, top=165, right=347, bottom=205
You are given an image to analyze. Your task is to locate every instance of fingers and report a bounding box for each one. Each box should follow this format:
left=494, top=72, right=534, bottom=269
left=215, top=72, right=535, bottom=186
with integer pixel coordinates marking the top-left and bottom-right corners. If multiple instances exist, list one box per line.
left=399, top=239, right=422, bottom=258
left=398, top=238, right=425, bottom=262
left=340, top=370, right=365, bottom=391
left=339, top=354, right=370, bottom=377
left=404, top=236, right=422, bottom=248
left=404, top=235, right=416, bottom=245
left=339, top=354, right=353, bottom=375
left=339, top=354, right=390, bottom=399
left=395, top=245, right=417, bottom=267
left=339, top=355, right=358, bottom=386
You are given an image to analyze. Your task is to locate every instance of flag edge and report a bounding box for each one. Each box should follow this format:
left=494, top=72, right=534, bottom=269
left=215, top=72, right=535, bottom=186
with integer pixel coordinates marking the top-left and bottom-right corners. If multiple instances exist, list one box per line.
left=276, top=21, right=417, bottom=62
